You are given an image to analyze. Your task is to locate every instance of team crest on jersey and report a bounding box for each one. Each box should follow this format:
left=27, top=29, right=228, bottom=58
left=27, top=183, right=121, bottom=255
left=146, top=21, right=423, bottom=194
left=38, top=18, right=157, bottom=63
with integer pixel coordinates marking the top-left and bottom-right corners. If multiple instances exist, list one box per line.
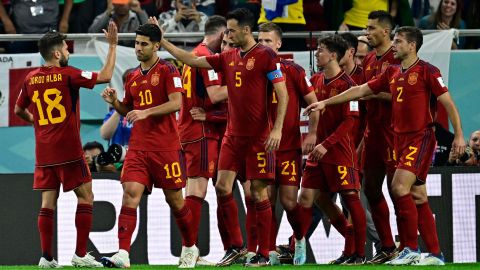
left=329, top=88, right=338, bottom=97
left=246, top=58, right=255, bottom=70
left=381, top=62, right=389, bottom=72
left=408, top=72, right=418, bottom=85
left=151, top=73, right=160, bottom=86
left=209, top=161, right=215, bottom=174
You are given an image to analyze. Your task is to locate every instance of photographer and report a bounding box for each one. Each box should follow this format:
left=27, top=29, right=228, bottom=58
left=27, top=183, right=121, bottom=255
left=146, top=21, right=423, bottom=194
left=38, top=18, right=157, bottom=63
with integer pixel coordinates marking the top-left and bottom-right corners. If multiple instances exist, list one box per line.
left=83, top=141, right=119, bottom=173
left=88, top=0, right=148, bottom=47
left=158, top=0, right=207, bottom=48
left=447, top=130, right=480, bottom=166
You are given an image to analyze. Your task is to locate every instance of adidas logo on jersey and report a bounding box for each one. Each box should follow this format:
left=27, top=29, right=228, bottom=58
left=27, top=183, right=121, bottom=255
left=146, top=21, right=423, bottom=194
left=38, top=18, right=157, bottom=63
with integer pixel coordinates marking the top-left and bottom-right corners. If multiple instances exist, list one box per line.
left=341, top=180, right=349, bottom=186
left=131, top=81, right=137, bottom=87
left=288, top=176, right=296, bottom=182
left=404, top=161, right=412, bottom=167
left=259, top=168, right=266, bottom=173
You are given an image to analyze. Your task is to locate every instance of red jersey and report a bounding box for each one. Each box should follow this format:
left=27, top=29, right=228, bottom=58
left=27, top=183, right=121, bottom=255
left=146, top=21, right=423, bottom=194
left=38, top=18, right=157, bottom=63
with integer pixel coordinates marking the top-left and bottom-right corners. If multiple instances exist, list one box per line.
left=178, top=43, right=222, bottom=143
left=362, top=47, right=400, bottom=127
left=16, top=66, right=98, bottom=166
left=310, top=70, right=359, bottom=167
left=206, top=43, right=284, bottom=137
left=123, top=58, right=184, bottom=151
left=270, top=59, right=314, bottom=151
left=368, top=59, right=448, bottom=134
left=349, top=64, right=367, bottom=146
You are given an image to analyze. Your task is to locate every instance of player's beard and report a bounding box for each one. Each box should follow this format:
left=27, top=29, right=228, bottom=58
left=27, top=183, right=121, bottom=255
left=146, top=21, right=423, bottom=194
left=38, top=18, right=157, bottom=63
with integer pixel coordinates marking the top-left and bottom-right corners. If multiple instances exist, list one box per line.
left=59, top=53, right=69, bottom=67
left=136, top=53, right=151, bottom=62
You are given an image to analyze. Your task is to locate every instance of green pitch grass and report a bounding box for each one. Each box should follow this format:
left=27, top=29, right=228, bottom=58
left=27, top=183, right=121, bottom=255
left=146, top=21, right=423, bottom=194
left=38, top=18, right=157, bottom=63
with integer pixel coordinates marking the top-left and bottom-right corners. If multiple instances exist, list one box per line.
left=1, top=264, right=479, bottom=270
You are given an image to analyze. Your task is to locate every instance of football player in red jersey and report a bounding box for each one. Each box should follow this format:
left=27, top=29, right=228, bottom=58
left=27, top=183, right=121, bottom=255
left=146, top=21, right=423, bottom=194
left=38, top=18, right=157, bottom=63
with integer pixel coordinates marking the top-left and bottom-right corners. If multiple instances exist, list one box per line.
left=256, top=22, right=319, bottom=265
left=177, top=15, right=227, bottom=266
left=14, top=22, right=118, bottom=268
left=291, top=35, right=366, bottom=265
left=361, top=11, right=401, bottom=264
left=161, top=8, right=289, bottom=267
left=100, top=24, right=199, bottom=268
left=305, top=26, right=466, bottom=266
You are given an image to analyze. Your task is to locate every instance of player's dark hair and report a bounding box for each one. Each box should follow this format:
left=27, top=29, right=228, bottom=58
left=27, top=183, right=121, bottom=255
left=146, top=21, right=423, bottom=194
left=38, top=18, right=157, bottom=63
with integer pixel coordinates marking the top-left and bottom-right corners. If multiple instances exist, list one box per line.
left=339, top=32, right=358, bottom=55
left=226, top=8, right=255, bottom=31
left=318, top=35, right=348, bottom=62
left=83, top=141, right=105, bottom=152
left=205, top=15, right=227, bottom=36
left=368, top=10, right=395, bottom=31
left=258, top=22, right=283, bottom=39
left=136, top=24, right=162, bottom=42
left=395, top=26, right=423, bottom=52
left=38, top=31, right=67, bottom=61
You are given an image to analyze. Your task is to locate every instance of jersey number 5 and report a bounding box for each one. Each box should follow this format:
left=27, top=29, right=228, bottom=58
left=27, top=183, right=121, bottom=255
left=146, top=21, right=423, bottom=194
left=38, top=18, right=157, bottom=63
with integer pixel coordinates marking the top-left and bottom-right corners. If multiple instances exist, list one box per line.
left=32, top=88, right=67, bottom=126
left=235, top=71, right=242, bottom=87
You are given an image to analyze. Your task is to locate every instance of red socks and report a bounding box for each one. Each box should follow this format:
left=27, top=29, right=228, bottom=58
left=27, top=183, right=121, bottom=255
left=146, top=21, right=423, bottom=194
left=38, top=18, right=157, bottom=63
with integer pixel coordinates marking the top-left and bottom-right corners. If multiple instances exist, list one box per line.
left=255, top=200, right=272, bottom=258
left=395, top=194, right=418, bottom=250
left=344, top=225, right=355, bottom=256
left=330, top=214, right=348, bottom=236
left=245, top=196, right=258, bottom=252
left=342, top=193, right=367, bottom=257
left=218, top=193, right=243, bottom=247
left=369, top=195, right=395, bottom=249
left=38, top=208, right=54, bottom=259
left=118, top=206, right=137, bottom=252
left=269, top=205, right=278, bottom=251
left=75, top=204, right=93, bottom=257
left=417, top=202, right=441, bottom=254
left=185, top=195, right=204, bottom=244
left=173, top=205, right=195, bottom=247
left=217, top=205, right=230, bottom=250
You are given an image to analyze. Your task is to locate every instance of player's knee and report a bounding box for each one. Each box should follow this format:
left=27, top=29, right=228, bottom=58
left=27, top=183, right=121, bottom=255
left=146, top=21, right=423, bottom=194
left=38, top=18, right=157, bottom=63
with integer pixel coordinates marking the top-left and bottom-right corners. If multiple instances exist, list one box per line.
left=298, top=193, right=312, bottom=208
left=215, top=182, right=230, bottom=196
left=390, top=183, right=409, bottom=199
left=280, top=196, right=296, bottom=211
left=411, top=189, right=428, bottom=204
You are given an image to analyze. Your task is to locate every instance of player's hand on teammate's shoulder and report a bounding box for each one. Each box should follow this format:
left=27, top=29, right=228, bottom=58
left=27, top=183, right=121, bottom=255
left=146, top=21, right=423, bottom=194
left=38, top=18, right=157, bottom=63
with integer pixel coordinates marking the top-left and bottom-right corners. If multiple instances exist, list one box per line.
left=310, top=144, right=327, bottom=161
left=302, top=133, right=317, bottom=154
left=265, top=128, right=282, bottom=152
left=304, top=101, right=326, bottom=116
left=126, top=110, right=148, bottom=123
left=101, top=87, right=118, bottom=104
left=103, top=20, right=118, bottom=46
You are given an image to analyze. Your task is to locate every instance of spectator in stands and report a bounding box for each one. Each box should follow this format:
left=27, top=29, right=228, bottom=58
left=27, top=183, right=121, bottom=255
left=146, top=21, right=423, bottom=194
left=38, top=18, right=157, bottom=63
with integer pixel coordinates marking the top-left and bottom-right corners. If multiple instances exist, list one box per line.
left=355, top=35, right=372, bottom=65
left=390, top=0, right=415, bottom=27
left=100, top=68, right=134, bottom=147
left=419, top=0, right=466, bottom=49
left=464, top=0, right=480, bottom=49
left=0, top=0, right=73, bottom=53
left=89, top=0, right=148, bottom=47
left=447, top=130, right=480, bottom=166
left=257, top=0, right=307, bottom=51
left=222, top=0, right=260, bottom=28
left=194, top=0, right=215, bottom=16
left=339, top=0, right=389, bottom=31
left=158, top=0, right=207, bottom=48
left=59, top=0, right=104, bottom=33
left=83, top=141, right=117, bottom=172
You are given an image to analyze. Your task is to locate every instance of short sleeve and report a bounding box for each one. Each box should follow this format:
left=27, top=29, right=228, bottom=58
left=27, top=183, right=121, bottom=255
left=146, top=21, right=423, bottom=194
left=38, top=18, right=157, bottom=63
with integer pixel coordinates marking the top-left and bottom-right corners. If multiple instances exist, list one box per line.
left=343, top=100, right=360, bottom=117
left=67, top=66, right=98, bottom=89
left=206, top=53, right=225, bottom=73
left=122, top=79, right=133, bottom=107
left=199, top=67, right=221, bottom=87
left=367, top=67, right=390, bottom=94
left=15, top=83, right=31, bottom=109
left=165, top=65, right=185, bottom=95
left=426, top=64, right=448, bottom=97
left=296, top=66, right=314, bottom=96
left=103, top=109, right=115, bottom=123
left=264, top=49, right=284, bottom=84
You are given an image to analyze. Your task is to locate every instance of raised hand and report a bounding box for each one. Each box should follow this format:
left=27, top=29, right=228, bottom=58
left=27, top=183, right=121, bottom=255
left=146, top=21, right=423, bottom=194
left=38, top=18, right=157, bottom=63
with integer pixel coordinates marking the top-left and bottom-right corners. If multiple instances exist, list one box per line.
left=303, top=101, right=326, bottom=116
left=103, top=20, right=118, bottom=46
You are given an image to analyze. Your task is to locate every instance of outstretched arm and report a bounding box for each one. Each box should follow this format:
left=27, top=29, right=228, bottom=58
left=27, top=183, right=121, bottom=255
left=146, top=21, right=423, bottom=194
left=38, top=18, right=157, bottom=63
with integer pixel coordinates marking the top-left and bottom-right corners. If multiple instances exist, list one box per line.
left=304, top=83, right=373, bottom=115
left=148, top=16, right=212, bottom=69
